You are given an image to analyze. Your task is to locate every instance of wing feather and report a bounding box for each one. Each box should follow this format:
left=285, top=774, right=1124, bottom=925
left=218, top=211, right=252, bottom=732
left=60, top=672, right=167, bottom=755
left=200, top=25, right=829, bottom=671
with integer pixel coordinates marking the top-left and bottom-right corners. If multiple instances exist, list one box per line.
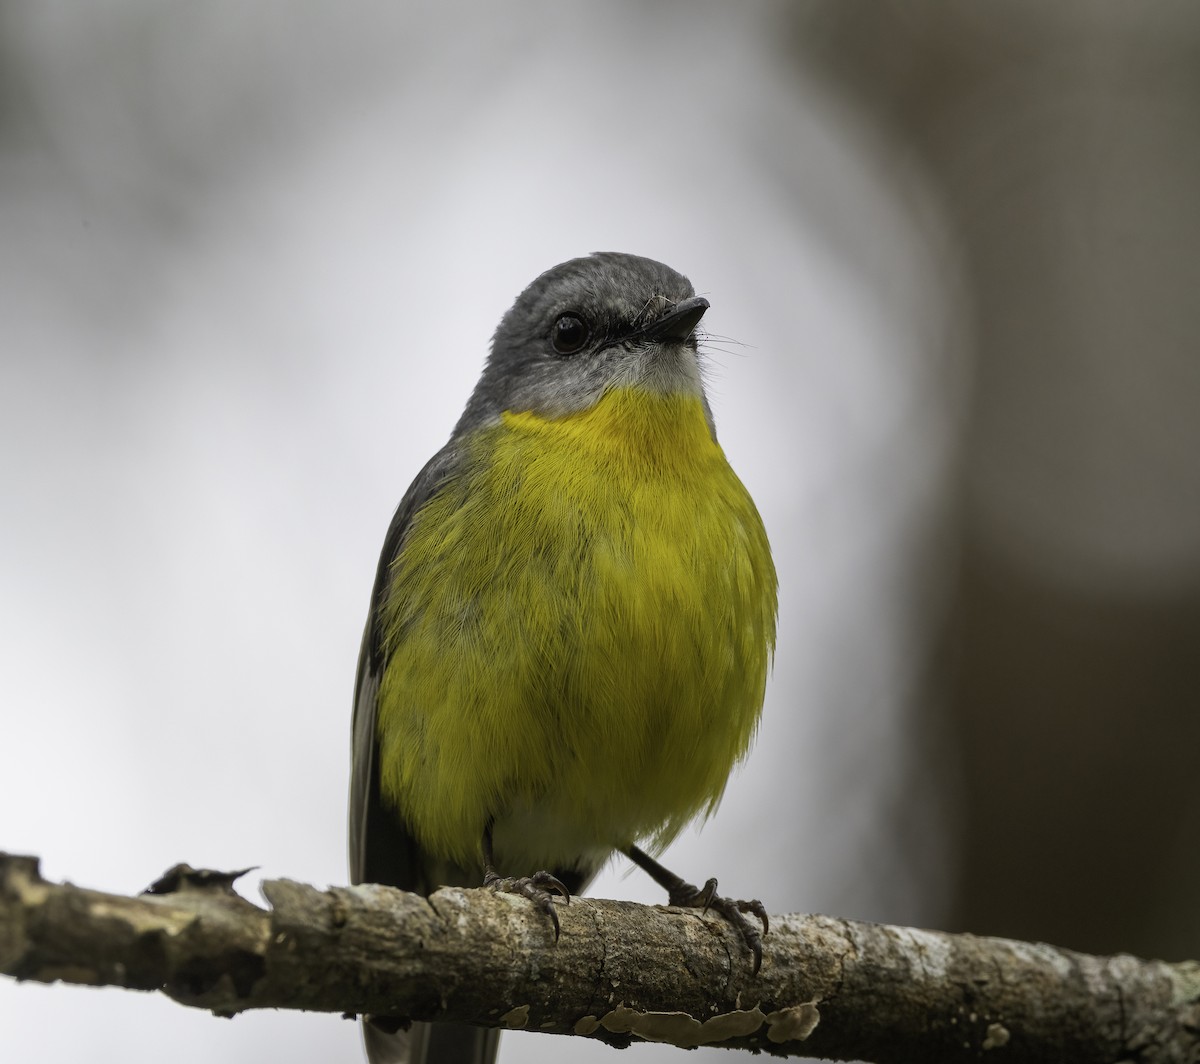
left=349, top=442, right=462, bottom=889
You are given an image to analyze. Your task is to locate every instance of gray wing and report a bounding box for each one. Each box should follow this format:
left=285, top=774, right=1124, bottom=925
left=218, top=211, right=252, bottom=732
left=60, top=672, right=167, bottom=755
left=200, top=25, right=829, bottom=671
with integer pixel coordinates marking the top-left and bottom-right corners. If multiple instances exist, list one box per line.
left=349, top=440, right=505, bottom=1064
left=350, top=431, right=593, bottom=1064
left=348, top=441, right=462, bottom=890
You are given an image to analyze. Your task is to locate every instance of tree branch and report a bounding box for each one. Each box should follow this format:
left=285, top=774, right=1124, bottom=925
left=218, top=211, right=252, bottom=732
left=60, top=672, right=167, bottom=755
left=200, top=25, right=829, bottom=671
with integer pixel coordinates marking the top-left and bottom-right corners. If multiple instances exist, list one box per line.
left=1, top=852, right=1197, bottom=1061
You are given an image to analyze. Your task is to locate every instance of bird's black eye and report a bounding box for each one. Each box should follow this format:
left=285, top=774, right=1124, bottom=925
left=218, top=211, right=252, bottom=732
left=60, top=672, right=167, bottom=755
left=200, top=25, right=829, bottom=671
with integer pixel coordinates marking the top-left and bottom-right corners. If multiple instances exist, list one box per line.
left=550, top=313, right=589, bottom=356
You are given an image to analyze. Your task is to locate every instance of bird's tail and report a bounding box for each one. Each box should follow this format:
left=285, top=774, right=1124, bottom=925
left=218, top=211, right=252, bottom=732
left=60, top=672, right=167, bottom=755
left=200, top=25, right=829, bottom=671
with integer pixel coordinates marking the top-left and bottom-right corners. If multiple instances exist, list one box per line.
left=363, top=1018, right=500, bottom=1064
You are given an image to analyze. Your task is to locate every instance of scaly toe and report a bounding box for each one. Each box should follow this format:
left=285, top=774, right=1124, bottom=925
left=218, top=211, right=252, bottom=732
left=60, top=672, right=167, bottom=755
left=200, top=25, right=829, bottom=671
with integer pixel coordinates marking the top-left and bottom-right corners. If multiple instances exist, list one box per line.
left=663, top=877, right=767, bottom=974
left=667, top=875, right=718, bottom=910
left=705, top=894, right=767, bottom=975
left=738, top=897, right=769, bottom=938
left=484, top=870, right=570, bottom=939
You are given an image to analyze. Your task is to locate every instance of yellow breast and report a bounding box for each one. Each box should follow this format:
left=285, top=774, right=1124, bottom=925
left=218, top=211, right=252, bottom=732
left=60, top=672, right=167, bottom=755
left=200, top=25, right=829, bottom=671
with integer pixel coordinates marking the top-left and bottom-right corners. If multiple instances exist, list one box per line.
left=376, top=387, right=777, bottom=870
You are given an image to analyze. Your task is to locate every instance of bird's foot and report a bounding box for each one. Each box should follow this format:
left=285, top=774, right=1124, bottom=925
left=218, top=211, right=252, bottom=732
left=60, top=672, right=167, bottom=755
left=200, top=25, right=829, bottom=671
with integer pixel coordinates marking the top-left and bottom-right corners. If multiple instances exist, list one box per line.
left=483, top=868, right=570, bottom=939
left=624, top=844, right=768, bottom=974
left=666, top=876, right=768, bottom=974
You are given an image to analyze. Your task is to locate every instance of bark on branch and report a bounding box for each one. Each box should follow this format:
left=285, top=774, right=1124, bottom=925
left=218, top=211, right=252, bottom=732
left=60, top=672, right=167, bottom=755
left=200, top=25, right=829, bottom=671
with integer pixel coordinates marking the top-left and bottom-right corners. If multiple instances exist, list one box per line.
left=1, top=852, right=1198, bottom=1062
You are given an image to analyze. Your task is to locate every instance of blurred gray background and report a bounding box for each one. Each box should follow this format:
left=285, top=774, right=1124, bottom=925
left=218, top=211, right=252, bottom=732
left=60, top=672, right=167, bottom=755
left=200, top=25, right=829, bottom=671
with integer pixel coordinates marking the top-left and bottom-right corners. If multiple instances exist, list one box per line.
left=2, top=2, right=1197, bottom=1061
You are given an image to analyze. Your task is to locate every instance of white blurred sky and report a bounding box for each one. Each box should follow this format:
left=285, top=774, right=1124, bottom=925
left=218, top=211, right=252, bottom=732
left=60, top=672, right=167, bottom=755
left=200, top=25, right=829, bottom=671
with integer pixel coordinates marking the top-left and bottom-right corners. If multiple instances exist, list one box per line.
left=0, top=3, right=964, bottom=1061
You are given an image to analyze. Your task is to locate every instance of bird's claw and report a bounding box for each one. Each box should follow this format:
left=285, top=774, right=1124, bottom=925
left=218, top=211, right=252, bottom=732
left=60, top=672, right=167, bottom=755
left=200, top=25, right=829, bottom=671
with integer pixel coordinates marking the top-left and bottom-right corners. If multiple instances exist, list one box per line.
left=484, top=869, right=570, bottom=939
left=667, top=875, right=768, bottom=975
left=668, top=875, right=718, bottom=912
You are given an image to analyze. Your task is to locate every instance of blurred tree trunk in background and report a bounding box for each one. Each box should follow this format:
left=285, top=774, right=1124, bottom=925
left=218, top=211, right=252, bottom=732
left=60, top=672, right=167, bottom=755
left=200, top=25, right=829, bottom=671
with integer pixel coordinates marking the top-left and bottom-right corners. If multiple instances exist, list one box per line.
left=794, top=0, right=1200, bottom=959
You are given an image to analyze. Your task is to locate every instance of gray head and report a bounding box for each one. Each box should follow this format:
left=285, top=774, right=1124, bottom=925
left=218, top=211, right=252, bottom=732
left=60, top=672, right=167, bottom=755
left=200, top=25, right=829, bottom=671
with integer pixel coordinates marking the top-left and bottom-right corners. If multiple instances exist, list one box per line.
left=454, top=252, right=713, bottom=437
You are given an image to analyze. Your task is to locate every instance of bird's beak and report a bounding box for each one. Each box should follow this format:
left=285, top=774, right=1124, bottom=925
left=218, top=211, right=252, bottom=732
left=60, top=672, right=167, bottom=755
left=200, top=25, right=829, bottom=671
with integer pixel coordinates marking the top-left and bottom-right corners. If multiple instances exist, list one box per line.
left=641, top=296, right=709, bottom=342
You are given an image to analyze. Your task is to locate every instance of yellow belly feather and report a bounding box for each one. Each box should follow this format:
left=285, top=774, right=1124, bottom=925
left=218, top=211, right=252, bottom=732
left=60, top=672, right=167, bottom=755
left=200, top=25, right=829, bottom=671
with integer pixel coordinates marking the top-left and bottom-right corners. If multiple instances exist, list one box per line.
left=376, top=387, right=777, bottom=871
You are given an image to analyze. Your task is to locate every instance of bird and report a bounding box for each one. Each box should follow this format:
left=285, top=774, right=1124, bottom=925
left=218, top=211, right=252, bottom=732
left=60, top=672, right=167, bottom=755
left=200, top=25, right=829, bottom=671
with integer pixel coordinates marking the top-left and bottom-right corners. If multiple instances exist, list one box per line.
left=349, top=252, right=777, bottom=1063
